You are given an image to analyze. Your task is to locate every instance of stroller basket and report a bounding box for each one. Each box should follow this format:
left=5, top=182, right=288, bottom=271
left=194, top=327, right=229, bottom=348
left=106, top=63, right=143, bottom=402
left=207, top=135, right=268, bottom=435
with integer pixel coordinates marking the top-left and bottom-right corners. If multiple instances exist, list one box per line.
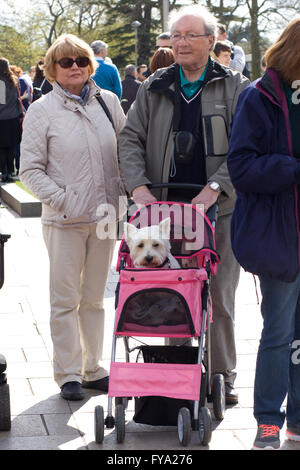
left=133, top=346, right=199, bottom=426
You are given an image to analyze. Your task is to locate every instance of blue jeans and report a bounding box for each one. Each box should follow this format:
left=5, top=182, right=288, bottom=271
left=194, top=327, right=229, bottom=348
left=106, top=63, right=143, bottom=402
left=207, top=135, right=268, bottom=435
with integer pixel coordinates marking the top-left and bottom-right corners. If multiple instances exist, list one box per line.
left=254, top=273, right=300, bottom=428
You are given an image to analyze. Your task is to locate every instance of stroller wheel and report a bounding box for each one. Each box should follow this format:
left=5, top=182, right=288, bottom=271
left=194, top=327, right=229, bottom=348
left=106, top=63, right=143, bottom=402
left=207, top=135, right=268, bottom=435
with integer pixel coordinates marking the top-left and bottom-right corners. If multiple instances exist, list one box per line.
left=198, top=407, right=212, bottom=446
left=0, top=383, right=11, bottom=431
left=115, top=404, right=125, bottom=443
left=115, top=397, right=128, bottom=409
left=94, top=405, right=104, bottom=443
left=212, top=374, right=225, bottom=421
left=177, top=407, right=191, bottom=446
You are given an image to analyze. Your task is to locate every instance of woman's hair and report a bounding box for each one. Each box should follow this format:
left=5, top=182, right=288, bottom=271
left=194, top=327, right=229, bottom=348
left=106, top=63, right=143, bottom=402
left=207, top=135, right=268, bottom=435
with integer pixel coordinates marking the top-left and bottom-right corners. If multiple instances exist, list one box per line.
left=149, top=47, right=175, bottom=73
left=44, top=34, right=98, bottom=83
left=0, top=57, right=18, bottom=87
left=10, top=65, right=23, bottom=78
left=33, top=59, right=46, bottom=82
left=265, top=16, right=300, bottom=83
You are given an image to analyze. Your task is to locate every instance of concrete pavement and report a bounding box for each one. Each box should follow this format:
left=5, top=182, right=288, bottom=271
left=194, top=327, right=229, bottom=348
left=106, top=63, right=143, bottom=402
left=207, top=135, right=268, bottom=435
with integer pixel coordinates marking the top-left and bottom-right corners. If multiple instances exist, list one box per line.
left=0, top=200, right=299, bottom=451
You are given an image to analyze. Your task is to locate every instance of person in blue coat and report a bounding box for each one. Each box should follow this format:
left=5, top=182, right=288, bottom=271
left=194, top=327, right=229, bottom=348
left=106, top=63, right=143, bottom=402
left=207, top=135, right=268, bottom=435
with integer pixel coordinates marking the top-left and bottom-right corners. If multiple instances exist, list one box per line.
left=90, top=40, right=122, bottom=100
left=227, top=18, right=300, bottom=450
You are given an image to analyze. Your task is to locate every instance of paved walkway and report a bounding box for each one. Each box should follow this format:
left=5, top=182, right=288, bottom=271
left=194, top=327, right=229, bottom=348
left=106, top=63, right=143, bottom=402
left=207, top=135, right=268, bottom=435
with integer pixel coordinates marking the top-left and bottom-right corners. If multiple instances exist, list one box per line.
left=0, top=202, right=298, bottom=451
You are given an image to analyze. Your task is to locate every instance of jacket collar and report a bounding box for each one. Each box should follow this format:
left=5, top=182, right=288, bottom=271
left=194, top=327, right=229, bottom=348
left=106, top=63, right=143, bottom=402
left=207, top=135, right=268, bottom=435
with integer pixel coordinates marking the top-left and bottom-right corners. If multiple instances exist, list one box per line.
left=149, top=58, right=230, bottom=102
left=256, top=68, right=293, bottom=155
left=53, top=78, right=101, bottom=109
left=256, top=68, right=285, bottom=107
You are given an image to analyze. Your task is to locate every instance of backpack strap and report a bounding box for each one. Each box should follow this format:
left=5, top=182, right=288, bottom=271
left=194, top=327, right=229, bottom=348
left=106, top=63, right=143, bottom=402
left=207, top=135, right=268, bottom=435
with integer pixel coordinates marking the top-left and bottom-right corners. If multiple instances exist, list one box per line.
left=95, top=94, right=116, bottom=132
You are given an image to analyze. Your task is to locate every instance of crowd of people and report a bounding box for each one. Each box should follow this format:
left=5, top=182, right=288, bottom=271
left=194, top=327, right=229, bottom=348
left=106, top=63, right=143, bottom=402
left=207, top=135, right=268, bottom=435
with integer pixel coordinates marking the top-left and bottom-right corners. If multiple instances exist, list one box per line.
left=0, top=3, right=300, bottom=451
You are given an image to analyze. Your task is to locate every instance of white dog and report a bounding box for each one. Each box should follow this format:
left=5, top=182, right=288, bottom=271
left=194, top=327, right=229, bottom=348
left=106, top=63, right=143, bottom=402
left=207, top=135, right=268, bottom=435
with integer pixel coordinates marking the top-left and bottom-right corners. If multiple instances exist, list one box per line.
left=124, top=217, right=180, bottom=269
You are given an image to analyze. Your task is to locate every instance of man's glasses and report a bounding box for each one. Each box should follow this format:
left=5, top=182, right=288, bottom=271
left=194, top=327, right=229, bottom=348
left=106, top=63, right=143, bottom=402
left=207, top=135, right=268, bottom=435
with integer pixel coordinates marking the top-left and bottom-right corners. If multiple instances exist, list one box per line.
left=56, top=57, right=90, bottom=68
left=170, top=33, right=209, bottom=42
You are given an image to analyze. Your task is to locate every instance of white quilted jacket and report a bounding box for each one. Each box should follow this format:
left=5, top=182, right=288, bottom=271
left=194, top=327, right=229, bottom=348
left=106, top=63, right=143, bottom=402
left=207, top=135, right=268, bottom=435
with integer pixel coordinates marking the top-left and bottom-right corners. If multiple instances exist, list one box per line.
left=20, top=79, right=126, bottom=227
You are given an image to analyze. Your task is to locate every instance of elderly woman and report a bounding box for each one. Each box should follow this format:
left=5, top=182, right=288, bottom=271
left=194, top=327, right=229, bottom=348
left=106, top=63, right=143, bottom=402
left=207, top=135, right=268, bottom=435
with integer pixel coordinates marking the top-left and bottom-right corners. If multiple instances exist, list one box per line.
left=228, top=18, right=300, bottom=449
left=20, top=34, right=126, bottom=400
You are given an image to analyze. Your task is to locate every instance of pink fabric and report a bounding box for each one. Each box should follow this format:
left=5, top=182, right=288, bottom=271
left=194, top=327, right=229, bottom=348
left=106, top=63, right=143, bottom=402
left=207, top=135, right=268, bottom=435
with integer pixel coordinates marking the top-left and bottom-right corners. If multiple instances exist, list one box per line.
left=115, top=268, right=207, bottom=336
left=109, top=362, right=202, bottom=401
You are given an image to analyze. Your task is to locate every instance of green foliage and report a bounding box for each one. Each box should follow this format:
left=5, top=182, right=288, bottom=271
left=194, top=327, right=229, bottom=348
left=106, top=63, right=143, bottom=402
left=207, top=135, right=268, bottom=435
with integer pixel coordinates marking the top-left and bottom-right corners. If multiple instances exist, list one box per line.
left=0, top=25, right=43, bottom=71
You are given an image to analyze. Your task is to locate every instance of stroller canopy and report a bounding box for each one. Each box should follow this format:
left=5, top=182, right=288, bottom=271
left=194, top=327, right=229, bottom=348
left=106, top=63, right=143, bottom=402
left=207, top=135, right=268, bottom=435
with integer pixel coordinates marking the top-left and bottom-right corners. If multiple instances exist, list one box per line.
left=118, top=201, right=219, bottom=269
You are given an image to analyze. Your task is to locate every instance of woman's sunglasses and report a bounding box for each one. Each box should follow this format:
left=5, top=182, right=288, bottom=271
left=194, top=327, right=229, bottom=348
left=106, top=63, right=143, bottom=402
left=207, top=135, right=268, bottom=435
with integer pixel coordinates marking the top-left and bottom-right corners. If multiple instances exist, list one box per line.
left=56, top=57, right=90, bottom=68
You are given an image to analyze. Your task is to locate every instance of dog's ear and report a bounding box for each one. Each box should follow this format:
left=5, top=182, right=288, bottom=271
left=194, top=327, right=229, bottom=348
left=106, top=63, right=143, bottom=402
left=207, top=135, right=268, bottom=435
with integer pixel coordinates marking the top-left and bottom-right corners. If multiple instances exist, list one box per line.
left=123, top=222, right=138, bottom=242
left=159, top=217, right=171, bottom=239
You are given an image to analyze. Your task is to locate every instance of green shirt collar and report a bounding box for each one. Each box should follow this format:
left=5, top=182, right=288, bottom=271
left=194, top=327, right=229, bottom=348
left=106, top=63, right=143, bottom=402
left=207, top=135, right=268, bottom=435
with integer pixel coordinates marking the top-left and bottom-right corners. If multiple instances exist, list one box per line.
left=179, top=60, right=209, bottom=98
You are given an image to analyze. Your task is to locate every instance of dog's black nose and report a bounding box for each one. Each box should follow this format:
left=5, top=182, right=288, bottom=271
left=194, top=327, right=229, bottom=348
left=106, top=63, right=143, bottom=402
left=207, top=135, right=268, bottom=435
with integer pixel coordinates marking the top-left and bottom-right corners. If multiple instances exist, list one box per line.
left=145, top=255, right=153, bottom=263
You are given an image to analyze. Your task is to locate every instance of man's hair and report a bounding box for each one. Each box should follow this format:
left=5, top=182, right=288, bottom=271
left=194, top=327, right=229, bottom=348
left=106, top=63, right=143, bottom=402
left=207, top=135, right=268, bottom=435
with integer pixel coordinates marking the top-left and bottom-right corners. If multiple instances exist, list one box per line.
left=156, top=32, right=171, bottom=40
left=137, top=64, right=147, bottom=73
left=125, top=64, right=136, bottom=77
left=214, top=40, right=231, bottom=57
left=90, top=40, right=108, bottom=55
left=217, top=23, right=226, bottom=35
left=265, top=16, right=300, bottom=83
left=168, top=5, right=218, bottom=50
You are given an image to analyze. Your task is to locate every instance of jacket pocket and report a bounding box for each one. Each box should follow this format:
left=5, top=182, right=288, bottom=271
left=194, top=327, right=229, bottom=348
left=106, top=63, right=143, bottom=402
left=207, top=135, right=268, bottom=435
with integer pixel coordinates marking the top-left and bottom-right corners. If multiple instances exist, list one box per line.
left=202, top=114, right=229, bottom=157
left=231, top=192, right=299, bottom=282
left=59, top=182, right=91, bottom=224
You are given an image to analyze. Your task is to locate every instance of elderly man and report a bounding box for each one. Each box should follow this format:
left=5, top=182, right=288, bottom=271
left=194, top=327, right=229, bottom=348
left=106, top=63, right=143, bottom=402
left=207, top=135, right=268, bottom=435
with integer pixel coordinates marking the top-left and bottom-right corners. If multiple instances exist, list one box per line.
left=119, top=5, right=249, bottom=404
left=90, top=40, right=122, bottom=99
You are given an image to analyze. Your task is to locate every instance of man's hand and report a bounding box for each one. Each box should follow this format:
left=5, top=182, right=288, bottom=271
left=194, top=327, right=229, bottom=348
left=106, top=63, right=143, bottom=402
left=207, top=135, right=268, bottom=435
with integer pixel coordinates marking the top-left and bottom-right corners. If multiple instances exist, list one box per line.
left=132, top=185, right=157, bottom=207
left=191, top=184, right=220, bottom=212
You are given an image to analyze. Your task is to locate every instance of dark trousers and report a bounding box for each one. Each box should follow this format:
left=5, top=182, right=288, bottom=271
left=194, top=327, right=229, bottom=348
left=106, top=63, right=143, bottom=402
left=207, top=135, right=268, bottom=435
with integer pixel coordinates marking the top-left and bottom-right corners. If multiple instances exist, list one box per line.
left=0, top=146, right=15, bottom=179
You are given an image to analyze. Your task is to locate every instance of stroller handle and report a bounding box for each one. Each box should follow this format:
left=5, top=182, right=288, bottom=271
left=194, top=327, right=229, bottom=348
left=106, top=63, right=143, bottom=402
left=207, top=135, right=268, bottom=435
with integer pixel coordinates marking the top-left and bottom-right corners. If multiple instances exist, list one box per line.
left=148, top=183, right=219, bottom=225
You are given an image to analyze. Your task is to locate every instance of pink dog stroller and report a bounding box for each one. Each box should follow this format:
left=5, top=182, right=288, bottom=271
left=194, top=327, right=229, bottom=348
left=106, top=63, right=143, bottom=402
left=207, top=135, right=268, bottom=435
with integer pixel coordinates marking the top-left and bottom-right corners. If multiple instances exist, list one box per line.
left=94, top=188, right=224, bottom=447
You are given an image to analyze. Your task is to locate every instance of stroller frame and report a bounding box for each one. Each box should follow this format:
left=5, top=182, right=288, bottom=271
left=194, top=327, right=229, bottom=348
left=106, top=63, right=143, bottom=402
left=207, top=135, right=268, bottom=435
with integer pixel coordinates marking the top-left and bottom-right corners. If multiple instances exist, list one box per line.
left=95, top=186, right=225, bottom=446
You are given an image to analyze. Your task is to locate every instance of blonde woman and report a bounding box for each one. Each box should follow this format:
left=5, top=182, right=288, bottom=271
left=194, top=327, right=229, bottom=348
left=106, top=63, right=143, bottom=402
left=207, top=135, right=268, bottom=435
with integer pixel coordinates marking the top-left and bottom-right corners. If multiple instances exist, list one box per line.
left=228, top=18, right=300, bottom=449
left=20, top=34, right=126, bottom=400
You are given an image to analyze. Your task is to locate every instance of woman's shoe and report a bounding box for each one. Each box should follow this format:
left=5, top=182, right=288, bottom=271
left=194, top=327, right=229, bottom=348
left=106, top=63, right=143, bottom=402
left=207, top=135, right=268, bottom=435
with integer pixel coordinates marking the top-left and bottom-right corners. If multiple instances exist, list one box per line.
left=252, top=424, right=280, bottom=450
left=60, top=381, right=84, bottom=400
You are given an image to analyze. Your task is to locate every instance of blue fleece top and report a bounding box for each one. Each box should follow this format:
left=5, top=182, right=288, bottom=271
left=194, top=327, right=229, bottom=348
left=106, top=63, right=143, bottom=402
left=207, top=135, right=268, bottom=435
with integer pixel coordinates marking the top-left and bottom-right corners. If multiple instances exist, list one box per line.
left=92, top=58, right=122, bottom=100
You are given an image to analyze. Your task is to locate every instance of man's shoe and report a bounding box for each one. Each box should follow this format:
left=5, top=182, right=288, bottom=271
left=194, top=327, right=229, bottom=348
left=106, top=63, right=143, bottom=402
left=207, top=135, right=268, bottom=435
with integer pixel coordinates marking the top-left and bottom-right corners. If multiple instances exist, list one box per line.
left=60, top=381, right=84, bottom=400
left=225, top=383, right=238, bottom=405
left=82, top=376, right=109, bottom=393
left=253, top=424, right=280, bottom=450
left=286, top=426, right=300, bottom=442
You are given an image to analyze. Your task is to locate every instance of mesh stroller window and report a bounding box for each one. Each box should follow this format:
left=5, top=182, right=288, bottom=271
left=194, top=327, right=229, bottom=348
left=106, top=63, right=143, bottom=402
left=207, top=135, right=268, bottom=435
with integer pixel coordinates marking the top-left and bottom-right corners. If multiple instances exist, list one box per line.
left=116, top=288, right=194, bottom=334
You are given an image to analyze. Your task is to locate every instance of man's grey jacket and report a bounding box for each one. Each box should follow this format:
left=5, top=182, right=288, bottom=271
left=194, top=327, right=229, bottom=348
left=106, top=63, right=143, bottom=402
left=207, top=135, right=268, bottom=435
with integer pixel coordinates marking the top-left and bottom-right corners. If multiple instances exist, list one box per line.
left=118, top=60, right=249, bottom=217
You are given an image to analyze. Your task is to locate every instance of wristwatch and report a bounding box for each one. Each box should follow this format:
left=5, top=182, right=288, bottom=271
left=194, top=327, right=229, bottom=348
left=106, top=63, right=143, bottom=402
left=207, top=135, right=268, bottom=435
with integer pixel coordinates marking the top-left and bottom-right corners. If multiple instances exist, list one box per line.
left=208, top=181, right=221, bottom=193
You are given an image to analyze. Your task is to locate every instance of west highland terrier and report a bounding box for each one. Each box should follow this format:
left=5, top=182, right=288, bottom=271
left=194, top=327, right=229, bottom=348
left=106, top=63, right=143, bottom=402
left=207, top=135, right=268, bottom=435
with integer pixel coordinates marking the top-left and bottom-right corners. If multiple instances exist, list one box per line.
left=124, top=217, right=180, bottom=269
